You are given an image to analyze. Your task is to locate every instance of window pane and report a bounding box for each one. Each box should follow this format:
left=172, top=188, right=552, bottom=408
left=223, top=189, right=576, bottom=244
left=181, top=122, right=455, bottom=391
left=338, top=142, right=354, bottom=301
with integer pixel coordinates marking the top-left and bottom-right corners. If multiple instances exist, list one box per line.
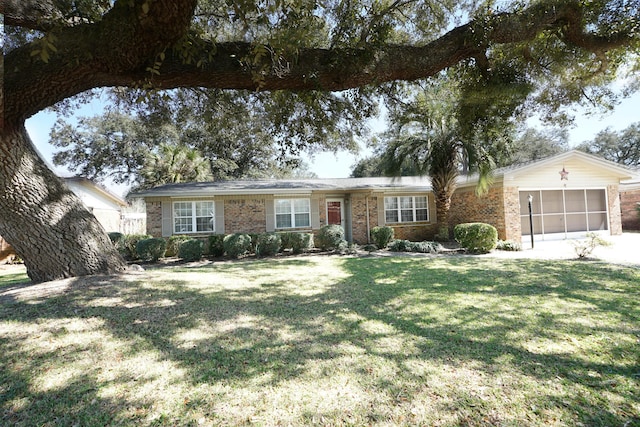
left=276, top=214, right=292, bottom=228
left=195, top=201, right=214, bottom=217
left=400, top=196, right=413, bottom=209
left=400, top=209, right=413, bottom=222
left=196, top=217, right=214, bottom=232
left=384, top=197, right=397, bottom=210
left=385, top=210, right=398, bottom=223
left=275, top=200, right=292, bottom=215
left=174, top=218, right=192, bottom=233
left=174, top=202, right=192, bottom=217
left=415, top=209, right=428, bottom=221
left=295, top=213, right=310, bottom=227
left=293, top=199, right=310, bottom=213
left=414, top=196, right=427, bottom=209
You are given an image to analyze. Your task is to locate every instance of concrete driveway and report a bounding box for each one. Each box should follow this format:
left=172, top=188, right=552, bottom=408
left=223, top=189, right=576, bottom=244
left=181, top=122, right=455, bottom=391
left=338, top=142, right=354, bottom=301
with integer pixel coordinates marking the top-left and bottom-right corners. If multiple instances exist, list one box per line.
left=482, top=232, right=640, bottom=266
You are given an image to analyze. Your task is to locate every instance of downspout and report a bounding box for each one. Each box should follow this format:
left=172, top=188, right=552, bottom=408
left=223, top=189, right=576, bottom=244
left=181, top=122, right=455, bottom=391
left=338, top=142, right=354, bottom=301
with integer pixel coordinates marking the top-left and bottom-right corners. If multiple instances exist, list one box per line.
left=365, top=195, right=371, bottom=244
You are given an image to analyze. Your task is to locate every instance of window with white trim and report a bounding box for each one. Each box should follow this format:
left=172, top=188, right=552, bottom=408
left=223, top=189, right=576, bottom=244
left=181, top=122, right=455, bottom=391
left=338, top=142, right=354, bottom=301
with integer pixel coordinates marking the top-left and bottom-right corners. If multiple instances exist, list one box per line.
left=275, top=199, right=310, bottom=229
left=173, top=201, right=215, bottom=233
left=384, top=196, right=429, bottom=223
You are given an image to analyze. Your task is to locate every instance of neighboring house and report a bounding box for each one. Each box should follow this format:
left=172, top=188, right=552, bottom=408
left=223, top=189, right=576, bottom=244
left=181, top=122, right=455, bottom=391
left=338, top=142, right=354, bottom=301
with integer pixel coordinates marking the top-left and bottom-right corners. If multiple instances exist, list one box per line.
left=0, top=177, right=127, bottom=264
left=135, top=150, right=638, bottom=245
left=64, top=177, right=128, bottom=232
left=620, top=175, right=640, bottom=231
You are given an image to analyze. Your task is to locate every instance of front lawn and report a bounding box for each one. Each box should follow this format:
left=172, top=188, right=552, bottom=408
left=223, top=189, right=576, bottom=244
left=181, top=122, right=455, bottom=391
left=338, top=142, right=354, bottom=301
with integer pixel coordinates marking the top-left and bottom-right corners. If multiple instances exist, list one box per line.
left=1, top=257, right=639, bottom=426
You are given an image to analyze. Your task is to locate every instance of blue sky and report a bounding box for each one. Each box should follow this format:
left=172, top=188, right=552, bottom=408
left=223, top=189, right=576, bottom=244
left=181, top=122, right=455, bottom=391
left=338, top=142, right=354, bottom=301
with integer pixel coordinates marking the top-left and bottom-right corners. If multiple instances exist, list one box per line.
left=25, top=91, right=640, bottom=196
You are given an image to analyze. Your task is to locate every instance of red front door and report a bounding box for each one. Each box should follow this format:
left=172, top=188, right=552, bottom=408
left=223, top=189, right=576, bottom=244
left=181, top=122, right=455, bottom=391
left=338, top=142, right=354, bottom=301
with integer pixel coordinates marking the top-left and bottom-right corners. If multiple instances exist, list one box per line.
left=327, top=201, right=342, bottom=225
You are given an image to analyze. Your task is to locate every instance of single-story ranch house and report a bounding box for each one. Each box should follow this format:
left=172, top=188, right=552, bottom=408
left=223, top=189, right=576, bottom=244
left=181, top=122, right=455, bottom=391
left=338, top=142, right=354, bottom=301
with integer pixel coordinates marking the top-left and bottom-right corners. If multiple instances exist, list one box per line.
left=135, top=150, right=639, bottom=245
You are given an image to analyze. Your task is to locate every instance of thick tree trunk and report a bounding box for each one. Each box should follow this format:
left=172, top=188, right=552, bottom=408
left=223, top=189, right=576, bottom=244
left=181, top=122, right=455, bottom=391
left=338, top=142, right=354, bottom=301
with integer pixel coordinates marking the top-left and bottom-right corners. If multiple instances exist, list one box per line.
left=0, top=123, right=127, bottom=282
left=434, top=192, right=452, bottom=241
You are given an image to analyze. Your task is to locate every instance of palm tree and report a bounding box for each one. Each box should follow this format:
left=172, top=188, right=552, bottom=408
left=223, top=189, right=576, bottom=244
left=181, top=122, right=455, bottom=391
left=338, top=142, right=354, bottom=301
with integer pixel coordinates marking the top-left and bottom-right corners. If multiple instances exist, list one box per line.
left=382, top=126, right=467, bottom=240
left=135, top=144, right=214, bottom=191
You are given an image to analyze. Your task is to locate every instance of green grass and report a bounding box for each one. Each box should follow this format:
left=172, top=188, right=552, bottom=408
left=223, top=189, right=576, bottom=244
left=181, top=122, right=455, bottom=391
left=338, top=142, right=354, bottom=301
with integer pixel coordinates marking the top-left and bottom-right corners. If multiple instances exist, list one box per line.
left=0, top=267, right=29, bottom=287
left=1, top=257, right=639, bottom=426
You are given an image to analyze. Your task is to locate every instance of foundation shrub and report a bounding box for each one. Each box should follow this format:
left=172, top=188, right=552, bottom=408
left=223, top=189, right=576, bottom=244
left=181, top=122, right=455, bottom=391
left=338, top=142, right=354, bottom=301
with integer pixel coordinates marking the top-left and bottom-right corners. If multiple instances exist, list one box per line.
left=166, top=235, right=191, bottom=257
left=255, top=233, right=281, bottom=256
left=136, top=238, right=167, bottom=262
left=121, top=234, right=152, bottom=260
left=290, top=233, right=314, bottom=254
left=207, top=234, right=226, bottom=257
left=454, top=223, right=498, bottom=254
left=223, top=233, right=252, bottom=258
left=178, top=239, right=203, bottom=262
left=388, top=239, right=411, bottom=252
left=409, top=241, right=443, bottom=253
left=370, top=226, right=394, bottom=249
left=316, top=225, right=346, bottom=251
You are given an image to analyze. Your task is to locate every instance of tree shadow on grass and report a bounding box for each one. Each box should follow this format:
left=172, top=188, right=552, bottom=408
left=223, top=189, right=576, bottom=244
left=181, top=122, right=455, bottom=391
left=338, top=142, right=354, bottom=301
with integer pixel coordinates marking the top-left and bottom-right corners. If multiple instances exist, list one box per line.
left=1, top=257, right=638, bottom=425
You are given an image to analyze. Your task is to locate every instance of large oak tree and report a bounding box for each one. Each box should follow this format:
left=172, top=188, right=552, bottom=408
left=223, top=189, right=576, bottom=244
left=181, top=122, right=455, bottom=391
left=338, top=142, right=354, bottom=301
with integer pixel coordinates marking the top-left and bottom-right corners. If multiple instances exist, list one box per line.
left=2, top=0, right=639, bottom=282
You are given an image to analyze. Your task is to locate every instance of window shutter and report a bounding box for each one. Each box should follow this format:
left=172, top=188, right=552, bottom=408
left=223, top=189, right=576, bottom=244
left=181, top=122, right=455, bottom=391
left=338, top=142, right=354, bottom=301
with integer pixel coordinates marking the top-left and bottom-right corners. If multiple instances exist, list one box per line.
left=311, top=198, right=320, bottom=229
left=377, top=196, right=385, bottom=226
left=215, top=200, right=225, bottom=234
left=266, top=199, right=275, bottom=232
left=161, top=201, right=172, bottom=237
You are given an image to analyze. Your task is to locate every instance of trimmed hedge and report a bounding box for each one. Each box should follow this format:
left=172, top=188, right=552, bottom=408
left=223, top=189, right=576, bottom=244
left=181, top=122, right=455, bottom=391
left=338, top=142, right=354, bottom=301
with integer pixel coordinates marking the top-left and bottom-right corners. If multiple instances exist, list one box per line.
left=388, top=239, right=412, bottom=252
left=178, top=239, right=204, bottom=262
left=136, top=238, right=167, bottom=262
left=107, top=232, right=125, bottom=247
left=208, top=234, right=225, bottom=257
left=289, top=233, right=314, bottom=254
left=108, top=232, right=152, bottom=260
left=255, top=233, right=281, bottom=256
left=388, top=239, right=442, bottom=254
left=223, top=233, right=252, bottom=258
left=370, top=226, right=394, bottom=249
left=166, top=235, right=191, bottom=257
left=316, top=225, right=346, bottom=251
left=454, top=222, right=498, bottom=254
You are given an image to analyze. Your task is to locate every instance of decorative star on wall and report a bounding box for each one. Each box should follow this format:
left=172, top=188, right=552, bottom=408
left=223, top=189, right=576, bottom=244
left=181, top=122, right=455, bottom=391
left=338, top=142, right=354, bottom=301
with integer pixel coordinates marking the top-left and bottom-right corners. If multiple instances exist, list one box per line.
left=559, top=167, right=569, bottom=180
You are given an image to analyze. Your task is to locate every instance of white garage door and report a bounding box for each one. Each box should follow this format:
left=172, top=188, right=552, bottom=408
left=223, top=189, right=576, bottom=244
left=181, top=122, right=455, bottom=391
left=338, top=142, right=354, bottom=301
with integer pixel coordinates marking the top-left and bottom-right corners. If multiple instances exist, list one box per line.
left=519, top=189, right=608, bottom=238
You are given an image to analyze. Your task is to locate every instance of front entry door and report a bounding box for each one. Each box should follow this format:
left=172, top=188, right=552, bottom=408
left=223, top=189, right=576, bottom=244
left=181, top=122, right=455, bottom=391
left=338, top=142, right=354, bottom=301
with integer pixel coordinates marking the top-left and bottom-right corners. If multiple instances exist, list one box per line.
left=326, top=199, right=344, bottom=227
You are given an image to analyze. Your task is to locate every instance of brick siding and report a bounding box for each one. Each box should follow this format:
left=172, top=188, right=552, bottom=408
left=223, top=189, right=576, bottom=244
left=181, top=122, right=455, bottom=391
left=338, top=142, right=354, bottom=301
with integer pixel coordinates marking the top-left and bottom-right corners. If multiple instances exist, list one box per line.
left=350, top=194, right=372, bottom=244
left=449, top=186, right=509, bottom=240
left=607, top=185, right=623, bottom=235
left=503, top=187, right=522, bottom=241
left=146, top=201, right=162, bottom=237
left=620, top=187, right=640, bottom=231
left=390, top=224, right=439, bottom=241
left=224, top=198, right=267, bottom=234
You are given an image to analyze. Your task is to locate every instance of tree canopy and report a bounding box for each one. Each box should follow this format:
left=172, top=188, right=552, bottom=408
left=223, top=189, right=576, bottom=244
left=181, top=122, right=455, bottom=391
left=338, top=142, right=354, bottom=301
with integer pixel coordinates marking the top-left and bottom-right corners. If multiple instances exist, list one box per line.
left=577, top=122, right=640, bottom=167
left=2, top=0, right=640, bottom=282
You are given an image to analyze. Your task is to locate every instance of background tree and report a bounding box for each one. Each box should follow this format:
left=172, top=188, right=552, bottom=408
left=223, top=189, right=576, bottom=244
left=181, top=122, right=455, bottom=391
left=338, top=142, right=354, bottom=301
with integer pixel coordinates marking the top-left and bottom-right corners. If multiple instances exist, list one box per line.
left=499, top=128, right=570, bottom=167
left=576, top=122, right=640, bottom=167
left=50, top=101, right=320, bottom=190
left=3, top=0, right=640, bottom=282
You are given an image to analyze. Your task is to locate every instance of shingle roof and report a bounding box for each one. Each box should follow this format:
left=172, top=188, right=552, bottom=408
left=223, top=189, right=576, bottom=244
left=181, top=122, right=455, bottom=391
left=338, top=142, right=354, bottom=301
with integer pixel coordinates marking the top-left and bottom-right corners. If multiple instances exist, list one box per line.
left=132, top=176, right=433, bottom=197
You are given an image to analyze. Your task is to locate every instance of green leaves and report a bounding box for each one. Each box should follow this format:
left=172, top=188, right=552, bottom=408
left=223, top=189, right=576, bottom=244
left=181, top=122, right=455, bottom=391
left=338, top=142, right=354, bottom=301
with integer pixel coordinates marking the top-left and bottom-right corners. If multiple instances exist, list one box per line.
left=29, top=33, right=58, bottom=63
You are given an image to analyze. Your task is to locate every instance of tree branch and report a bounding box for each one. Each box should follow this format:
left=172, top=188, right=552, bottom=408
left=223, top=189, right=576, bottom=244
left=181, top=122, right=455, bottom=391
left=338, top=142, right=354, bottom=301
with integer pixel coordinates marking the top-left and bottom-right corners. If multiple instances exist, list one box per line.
left=4, top=0, right=636, bottom=124
left=1, top=0, right=65, bottom=31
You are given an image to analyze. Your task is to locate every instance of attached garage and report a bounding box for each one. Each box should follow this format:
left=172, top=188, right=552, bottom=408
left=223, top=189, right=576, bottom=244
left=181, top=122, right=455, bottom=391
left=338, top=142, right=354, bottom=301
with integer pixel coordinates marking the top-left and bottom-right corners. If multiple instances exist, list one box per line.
left=450, top=150, right=637, bottom=244
left=519, top=188, right=608, bottom=239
